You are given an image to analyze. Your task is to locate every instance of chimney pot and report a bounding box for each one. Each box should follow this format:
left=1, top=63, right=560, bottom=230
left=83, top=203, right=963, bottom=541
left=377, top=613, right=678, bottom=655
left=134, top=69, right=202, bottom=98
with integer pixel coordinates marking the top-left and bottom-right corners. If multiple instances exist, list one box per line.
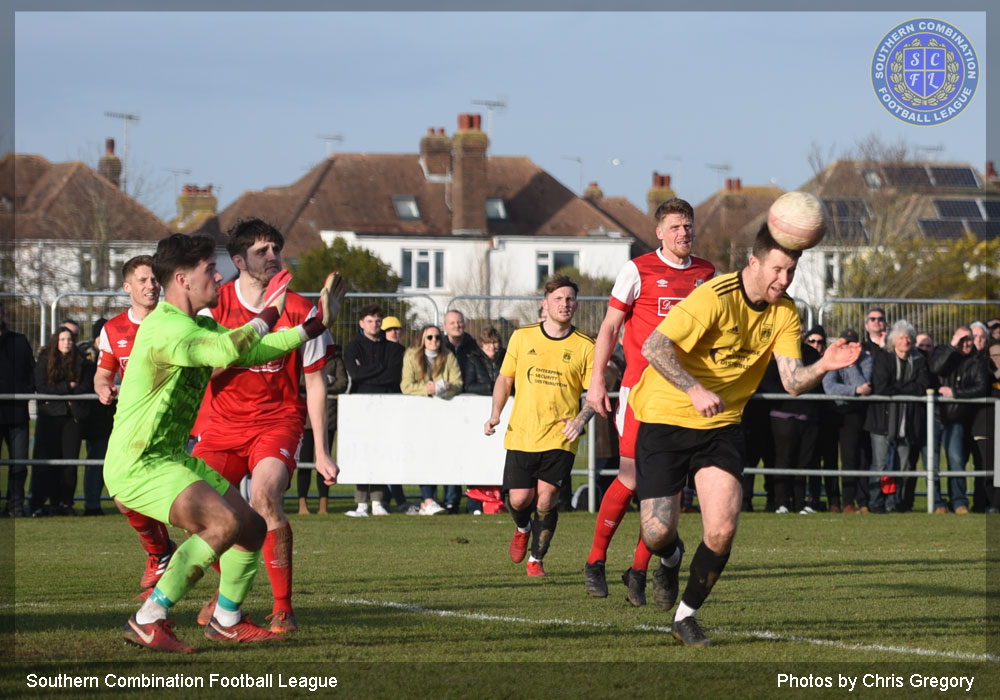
left=105, top=138, right=115, bottom=154
left=458, top=113, right=472, bottom=131
left=664, top=174, right=671, bottom=187
left=437, top=127, right=445, bottom=135
left=987, top=161, right=998, bottom=177
left=725, top=178, right=733, bottom=191
left=735, top=178, right=741, bottom=191
left=428, top=127, right=435, bottom=135
left=472, top=114, right=482, bottom=131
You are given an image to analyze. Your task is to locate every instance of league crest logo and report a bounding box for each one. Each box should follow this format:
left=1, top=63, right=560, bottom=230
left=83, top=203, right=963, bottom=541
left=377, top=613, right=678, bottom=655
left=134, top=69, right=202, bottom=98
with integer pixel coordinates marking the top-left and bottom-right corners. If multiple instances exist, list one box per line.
left=562, top=350, right=573, bottom=363
left=759, top=323, right=773, bottom=341
left=871, top=18, right=978, bottom=125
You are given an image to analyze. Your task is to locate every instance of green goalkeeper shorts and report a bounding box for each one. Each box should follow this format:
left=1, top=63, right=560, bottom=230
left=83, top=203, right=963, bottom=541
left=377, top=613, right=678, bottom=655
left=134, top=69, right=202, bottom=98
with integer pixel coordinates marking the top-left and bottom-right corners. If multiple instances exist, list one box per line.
left=106, top=452, right=232, bottom=525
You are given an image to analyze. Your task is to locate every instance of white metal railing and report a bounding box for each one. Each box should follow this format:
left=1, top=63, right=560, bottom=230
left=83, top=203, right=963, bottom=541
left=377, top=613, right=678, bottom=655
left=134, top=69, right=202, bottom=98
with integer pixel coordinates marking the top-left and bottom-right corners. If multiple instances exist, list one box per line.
left=3, top=391, right=997, bottom=514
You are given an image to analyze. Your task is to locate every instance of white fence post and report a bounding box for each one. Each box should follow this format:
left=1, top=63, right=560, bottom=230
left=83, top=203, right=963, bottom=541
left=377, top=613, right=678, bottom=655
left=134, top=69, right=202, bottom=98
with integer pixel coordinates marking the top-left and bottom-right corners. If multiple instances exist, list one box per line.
left=925, top=389, right=936, bottom=514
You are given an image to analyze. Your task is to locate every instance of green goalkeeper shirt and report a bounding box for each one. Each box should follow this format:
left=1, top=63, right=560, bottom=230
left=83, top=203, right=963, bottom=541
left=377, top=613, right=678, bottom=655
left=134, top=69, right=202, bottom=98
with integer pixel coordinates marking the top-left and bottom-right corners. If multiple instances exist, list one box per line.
left=104, top=301, right=304, bottom=476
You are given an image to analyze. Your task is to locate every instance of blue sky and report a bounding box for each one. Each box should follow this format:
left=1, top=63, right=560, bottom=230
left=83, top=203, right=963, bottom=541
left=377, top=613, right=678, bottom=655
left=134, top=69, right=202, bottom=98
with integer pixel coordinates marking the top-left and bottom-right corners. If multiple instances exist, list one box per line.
left=12, top=11, right=988, bottom=222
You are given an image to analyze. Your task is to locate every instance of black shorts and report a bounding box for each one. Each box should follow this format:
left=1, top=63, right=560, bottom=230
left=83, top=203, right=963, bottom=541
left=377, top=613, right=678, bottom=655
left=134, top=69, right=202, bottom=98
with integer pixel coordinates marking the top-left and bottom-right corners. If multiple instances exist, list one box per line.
left=634, top=422, right=745, bottom=501
left=503, top=449, right=575, bottom=491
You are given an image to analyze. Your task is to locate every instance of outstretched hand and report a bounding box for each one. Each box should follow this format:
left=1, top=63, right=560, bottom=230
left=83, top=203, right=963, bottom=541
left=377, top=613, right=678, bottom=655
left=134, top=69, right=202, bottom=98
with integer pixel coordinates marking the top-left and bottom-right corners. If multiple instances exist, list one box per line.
left=317, top=271, right=348, bottom=328
left=263, top=269, right=293, bottom=316
left=822, top=338, right=863, bottom=371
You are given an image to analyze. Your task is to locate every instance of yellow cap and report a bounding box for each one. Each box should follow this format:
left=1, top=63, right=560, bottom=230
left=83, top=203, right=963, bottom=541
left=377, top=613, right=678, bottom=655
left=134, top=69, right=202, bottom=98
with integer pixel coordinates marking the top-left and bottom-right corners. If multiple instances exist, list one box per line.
left=381, top=316, right=402, bottom=331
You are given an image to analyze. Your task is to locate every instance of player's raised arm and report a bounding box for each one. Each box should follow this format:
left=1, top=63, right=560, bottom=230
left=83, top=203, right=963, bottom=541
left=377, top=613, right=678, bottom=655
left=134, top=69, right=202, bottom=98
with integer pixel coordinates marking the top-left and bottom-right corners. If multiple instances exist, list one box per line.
left=642, top=330, right=724, bottom=417
left=234, top=270, right=347, bottom=368
left=775, top=338, right=862, bottom=396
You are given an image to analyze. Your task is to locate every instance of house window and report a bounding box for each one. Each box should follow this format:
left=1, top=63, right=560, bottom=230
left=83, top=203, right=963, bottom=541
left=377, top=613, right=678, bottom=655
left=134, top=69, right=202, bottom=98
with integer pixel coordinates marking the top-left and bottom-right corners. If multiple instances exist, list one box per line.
left=862, top=170, right=882, bottom=189
left=536, top=250, right=579, bottom=288
left=401, top=249, right=445, bottom=290
left=392, top=195, right=421, bottom=220
left=486, top=197, right=507, bottom=220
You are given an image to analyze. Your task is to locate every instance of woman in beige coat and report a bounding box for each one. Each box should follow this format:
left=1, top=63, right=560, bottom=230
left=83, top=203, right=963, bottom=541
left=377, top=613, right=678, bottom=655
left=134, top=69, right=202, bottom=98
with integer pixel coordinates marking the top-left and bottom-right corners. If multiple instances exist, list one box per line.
left=401, top=324, right=463, bottom=514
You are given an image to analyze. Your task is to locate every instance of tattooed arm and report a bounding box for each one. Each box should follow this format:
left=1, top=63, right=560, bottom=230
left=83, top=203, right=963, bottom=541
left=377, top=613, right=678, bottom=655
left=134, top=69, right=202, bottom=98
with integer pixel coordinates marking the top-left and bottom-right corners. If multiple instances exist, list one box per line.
left=775, top=338, right=863, bottom=396
left=561, top=404, right=596, bottom=441
left=641, top=331, right=725, bottom=417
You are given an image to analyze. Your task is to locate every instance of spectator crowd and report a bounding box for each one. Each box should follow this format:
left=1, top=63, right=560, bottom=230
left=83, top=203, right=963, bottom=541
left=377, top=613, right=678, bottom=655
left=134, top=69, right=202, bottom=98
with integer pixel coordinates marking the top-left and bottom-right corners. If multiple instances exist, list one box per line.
left=3, top=295, right=999, bottom=518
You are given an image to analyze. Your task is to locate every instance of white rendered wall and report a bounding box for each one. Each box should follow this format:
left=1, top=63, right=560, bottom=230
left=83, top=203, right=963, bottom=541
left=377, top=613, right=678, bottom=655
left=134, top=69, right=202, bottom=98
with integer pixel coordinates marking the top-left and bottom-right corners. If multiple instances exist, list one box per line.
left=336, top=394, right=514, bottom=484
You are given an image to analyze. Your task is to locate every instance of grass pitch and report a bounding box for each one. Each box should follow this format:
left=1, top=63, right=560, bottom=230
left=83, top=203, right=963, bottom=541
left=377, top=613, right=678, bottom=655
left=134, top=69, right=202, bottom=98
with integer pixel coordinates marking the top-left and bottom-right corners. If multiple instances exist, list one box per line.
left=2, top=506, right=998, bottom=698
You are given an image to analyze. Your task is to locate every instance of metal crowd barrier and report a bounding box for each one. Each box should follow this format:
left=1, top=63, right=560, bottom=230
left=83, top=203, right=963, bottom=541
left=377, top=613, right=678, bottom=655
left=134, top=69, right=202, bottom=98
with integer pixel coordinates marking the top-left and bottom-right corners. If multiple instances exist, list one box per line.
left=3, top=391, right=998, bottom=515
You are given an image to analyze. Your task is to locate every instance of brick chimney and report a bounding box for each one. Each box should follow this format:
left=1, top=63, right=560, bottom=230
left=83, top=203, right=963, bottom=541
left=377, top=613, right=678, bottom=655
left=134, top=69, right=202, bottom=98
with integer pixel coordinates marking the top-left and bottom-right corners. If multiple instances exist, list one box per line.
left=583, top=181, right=603, bottom=200
left=986, top=161, right=999, bottom=183
left=170, top=184, right=219, bottom=233
left=98, top=138, right=122, bottom=188
left=451, top=113, right=488, bottom=235
left=420, top=127, right=451, bottom=177
left=646, top=172, right=675, bottom=216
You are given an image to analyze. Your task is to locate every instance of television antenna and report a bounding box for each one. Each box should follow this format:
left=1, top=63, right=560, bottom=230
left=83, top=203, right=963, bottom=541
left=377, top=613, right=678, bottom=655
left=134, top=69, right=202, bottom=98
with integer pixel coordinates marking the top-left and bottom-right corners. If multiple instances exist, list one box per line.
left=664, top=154, right=683, bottom=191
left=104, top=110, right=140, bottom=193
left=162, top=167, right=191, bottom=197
left=705, top=162, right=732, bottom=190
left=317, top=134, right=344, bottom=157
left=471, top=97, right=507, bottom=152
left=561, top=155, right=584, bottom=194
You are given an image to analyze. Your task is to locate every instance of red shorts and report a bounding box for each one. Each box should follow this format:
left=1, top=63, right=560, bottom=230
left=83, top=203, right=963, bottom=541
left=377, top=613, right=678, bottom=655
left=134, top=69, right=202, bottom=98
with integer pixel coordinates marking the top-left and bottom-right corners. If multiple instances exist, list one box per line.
left=614, top=384, right=639, bottom=460
left=192, top=419, right=302, bottom=488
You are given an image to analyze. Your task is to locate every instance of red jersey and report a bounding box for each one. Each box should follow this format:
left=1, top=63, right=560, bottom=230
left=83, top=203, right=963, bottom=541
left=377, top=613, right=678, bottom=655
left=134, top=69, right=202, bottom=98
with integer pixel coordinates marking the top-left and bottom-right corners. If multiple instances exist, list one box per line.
left=609, top=250, right=716, bottom=386
left=97, top=308, right=143, bottom=378
left=192, top=280, right=329, bottom=431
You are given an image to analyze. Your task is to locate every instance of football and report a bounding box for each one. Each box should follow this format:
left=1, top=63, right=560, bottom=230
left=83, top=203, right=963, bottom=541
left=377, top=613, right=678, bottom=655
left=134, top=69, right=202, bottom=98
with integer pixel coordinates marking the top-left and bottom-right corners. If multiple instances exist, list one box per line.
left=767, top=191, right=828, bottom=251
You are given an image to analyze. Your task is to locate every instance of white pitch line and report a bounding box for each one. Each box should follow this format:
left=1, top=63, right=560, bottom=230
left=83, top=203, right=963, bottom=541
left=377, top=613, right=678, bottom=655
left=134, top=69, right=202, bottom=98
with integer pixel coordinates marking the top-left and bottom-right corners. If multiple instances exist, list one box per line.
left=9, top=597, right=998, bottom=663
left=337, top=597, right=999, bottom=663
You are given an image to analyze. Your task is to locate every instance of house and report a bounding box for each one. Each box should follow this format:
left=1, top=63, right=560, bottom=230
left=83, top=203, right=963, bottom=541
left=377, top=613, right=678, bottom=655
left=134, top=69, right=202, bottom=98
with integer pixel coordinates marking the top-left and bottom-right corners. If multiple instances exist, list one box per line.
left=213, top=114, right=656, bottom=320
left=727, top=160, right=1000, bottom=308
left=0, top=140, right=170, bottom=305
left=691, top=178, right=784, bottom=272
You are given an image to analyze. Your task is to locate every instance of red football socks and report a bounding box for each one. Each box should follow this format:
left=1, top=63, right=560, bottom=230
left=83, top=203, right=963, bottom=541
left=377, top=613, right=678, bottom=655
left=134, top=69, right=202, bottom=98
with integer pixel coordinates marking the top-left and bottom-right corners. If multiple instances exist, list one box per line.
left=263, top=523, right=293, bottom=613
left=631, top=533, right=653, bottom=572
left=587, top=477, right=634, bottom=564
left=123, top=507, right=171, bottom=556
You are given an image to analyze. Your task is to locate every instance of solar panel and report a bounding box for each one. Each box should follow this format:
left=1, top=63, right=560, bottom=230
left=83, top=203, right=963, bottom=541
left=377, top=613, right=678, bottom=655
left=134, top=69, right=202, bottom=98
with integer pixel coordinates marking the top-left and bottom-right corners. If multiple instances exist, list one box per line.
left=930, top=167, right=979, bottom=188
left=826, top=219, right=868, bottom=242
left=967, top=220, right=1000, bottom=240
left=883, top=166, right=931, bottom=187
left=918, top=219, right=966, bottom=239
left=823, top=199, right=868, bottom=219
left=933, top=199, right=982, bottom=219
left=982, top=200, right=1000, bottom=220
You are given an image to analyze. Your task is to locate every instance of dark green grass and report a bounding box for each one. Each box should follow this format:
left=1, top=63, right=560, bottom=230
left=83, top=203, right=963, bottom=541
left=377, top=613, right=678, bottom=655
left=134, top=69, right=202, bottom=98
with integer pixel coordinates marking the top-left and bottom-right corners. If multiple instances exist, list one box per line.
left=4, top=504, right=988, bottom=663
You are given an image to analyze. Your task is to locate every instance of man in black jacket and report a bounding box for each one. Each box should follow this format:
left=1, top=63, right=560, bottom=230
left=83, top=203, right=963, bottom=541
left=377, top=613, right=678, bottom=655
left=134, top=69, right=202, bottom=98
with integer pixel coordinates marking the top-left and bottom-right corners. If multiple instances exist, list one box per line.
left=929, top=326, right=991, bottom=514
left=344, top=304, right=404, bottom=394
left=0, top=301, right=35, bottom=517
left=343, top=304, right=403, bottom=516
left=863, top=320, right=931, bottom=513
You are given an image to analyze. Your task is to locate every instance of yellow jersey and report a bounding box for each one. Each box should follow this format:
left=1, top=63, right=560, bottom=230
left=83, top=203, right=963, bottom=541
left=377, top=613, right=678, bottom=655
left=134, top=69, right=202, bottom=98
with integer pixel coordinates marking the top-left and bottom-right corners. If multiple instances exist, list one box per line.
left=499, top=324, right=594, bottom=453
left=629, top=271, right=801, bottom=429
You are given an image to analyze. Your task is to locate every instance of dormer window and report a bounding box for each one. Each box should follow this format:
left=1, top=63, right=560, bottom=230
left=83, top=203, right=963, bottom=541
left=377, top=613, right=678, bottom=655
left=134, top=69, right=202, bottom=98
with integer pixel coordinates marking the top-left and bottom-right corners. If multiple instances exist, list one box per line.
left=392, top=195, right=421, bottom=220
left=486, top=197, right=507, bottom=221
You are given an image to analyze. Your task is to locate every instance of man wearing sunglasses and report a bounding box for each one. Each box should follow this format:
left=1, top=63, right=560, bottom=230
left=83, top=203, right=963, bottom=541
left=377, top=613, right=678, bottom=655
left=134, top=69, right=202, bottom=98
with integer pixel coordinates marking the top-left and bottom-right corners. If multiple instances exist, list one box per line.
left=863, top=308, right=887, bottom=354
